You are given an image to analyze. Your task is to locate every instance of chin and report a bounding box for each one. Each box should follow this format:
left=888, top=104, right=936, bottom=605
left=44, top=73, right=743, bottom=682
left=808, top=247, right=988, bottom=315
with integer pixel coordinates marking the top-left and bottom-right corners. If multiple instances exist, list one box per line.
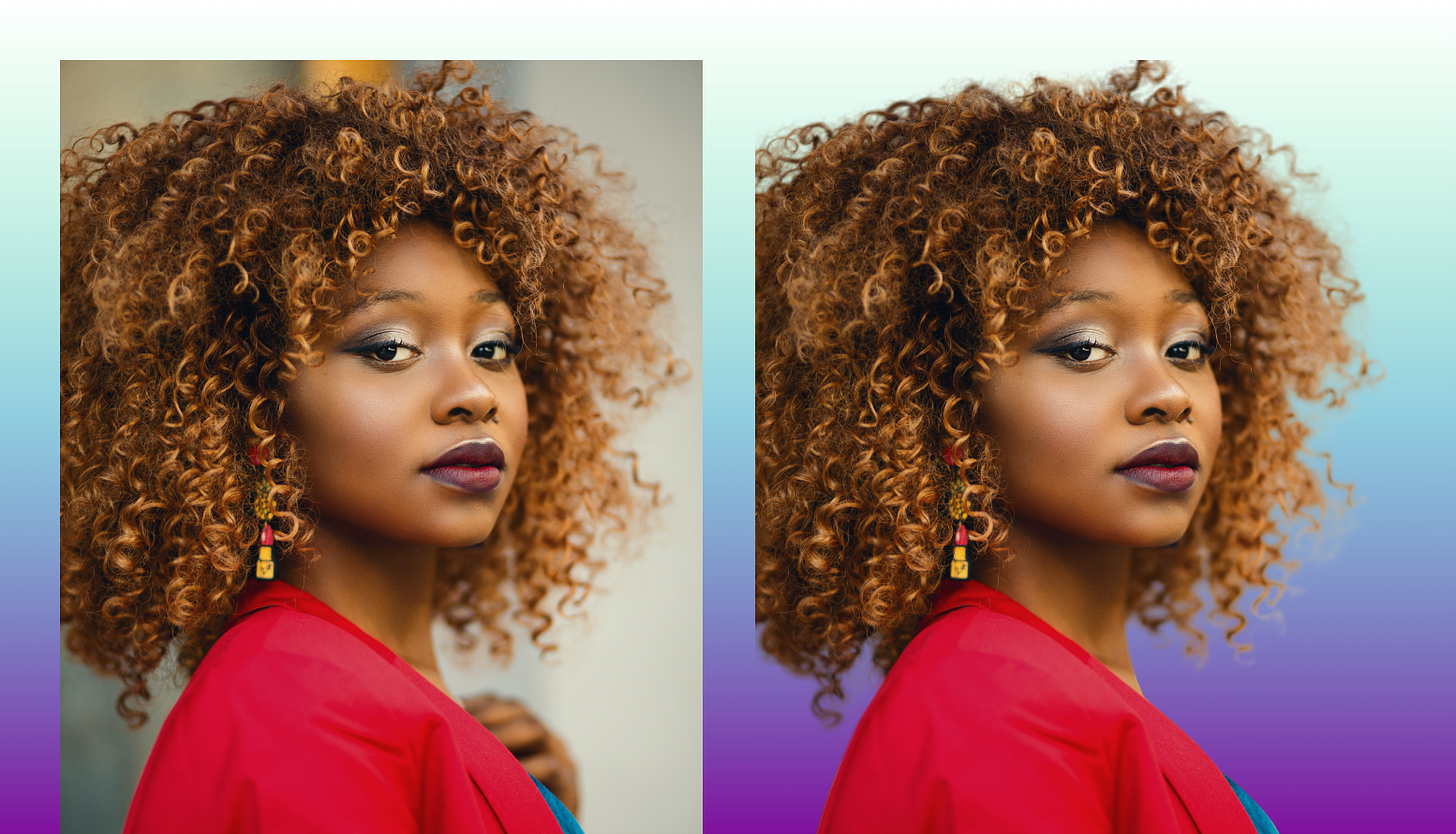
left=1112, top=499, right=1201, bottom=547
left=389, top=503, right=506, bottom=548
left=1120, top=523, right=1194, bottom=550
left=429, top=518, right=505, bottom=549
left=435, top=533, right=497, bottom=550
left=1083, top=514, right=1195, bottom=550
left=356, top=519, right=500, bottom=550
left=393, top=521, right=496, bottom=550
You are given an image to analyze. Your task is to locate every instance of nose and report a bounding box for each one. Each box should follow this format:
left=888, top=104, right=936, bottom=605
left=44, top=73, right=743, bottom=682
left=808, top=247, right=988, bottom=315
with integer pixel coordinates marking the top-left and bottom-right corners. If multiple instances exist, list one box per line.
left=1125, top=356, right=1193, bottom=425
left=430, top=356, right=499, bottom=425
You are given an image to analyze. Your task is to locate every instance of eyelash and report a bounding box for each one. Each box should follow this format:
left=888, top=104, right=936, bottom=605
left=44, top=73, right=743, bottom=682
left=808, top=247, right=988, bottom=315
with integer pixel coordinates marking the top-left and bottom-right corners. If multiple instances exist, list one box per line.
left=1165, top=338, right=1214, bottom=364
left=1045, top=338, right=1214, bottom=366
left=346, top=338, right=523, bottom=367
left=471, top=339, right=524, bottom=364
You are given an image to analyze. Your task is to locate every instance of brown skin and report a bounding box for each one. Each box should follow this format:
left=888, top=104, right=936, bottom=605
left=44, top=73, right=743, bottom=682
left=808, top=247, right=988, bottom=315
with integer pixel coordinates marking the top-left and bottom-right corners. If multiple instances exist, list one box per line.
left=285, top=221, right=527, bottom=692
left=284, top=223, right=576, bottom=802
left=976, top=223, right=1224, bottom=695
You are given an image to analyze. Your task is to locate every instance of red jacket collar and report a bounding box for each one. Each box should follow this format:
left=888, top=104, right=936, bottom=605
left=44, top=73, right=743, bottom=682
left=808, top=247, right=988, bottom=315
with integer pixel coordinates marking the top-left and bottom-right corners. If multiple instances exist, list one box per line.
left=921, top=578, right=1256, bottom=834
left=225, top=579, right=561, bottom=833
left=227, top=578, right=396, bottom=665
left=922, top=578, right=1093, bottom=662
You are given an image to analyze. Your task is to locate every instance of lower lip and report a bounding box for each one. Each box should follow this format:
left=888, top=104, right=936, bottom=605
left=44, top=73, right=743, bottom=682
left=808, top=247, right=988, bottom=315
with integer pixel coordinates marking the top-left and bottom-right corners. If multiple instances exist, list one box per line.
left=423, top=466, right=503, bottom=494
left=1117, top=465, right=1196, bottom=494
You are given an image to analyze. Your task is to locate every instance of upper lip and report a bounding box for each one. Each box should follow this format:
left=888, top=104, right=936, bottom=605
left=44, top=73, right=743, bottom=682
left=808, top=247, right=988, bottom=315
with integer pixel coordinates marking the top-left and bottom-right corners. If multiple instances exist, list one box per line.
left=1117, top=439, right=1199, bottom=470
left=424, top=440, right=505, bottom=470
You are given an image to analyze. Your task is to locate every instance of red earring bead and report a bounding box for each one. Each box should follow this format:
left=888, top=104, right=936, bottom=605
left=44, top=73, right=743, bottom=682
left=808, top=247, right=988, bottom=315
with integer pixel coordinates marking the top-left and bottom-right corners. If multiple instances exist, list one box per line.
left=255, top=522, right=276, bottom=581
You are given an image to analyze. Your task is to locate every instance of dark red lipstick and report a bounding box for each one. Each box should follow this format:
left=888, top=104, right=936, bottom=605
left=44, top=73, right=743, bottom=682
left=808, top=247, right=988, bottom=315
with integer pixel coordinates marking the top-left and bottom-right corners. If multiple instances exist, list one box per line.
left=423, top=440, right=505, bottom=494
left=1115, top=439, right=1199, bottom=494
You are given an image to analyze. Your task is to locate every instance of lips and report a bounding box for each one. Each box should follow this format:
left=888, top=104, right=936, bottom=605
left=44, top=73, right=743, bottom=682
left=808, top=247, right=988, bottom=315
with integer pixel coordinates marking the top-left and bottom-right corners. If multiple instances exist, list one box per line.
left=422, top=440, right=506, bottom=494
left=1115, top=439, right=1199, bottom=494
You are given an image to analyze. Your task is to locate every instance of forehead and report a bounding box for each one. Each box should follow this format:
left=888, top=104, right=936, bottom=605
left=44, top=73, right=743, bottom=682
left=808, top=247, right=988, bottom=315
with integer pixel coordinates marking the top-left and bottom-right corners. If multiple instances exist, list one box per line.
left=1047, top=223, right=1197, bottom=304
left=351, top=222, right=505, bottom=300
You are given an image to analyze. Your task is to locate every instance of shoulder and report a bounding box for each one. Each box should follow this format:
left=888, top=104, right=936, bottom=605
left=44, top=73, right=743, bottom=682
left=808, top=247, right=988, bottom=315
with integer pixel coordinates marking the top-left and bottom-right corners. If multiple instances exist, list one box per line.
left=879, top=602, right=1134, bottom=730
left=186, top=604, right=434, bottom=728
left=818, top=605, right=1153, bottom=834
left=126, top=607, right=454, bottom=834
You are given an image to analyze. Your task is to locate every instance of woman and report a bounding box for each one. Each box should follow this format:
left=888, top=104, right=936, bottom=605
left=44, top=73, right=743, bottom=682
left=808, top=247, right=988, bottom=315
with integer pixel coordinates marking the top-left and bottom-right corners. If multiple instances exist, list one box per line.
left=61, top=63, right=680, bottom=833
left=755, top=62, right=1368, bottom=833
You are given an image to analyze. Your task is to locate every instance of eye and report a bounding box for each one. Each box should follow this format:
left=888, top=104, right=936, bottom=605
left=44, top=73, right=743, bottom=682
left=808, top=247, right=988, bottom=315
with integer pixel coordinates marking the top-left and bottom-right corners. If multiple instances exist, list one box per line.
left=349, top=340, right=420, bottom=364
left=1167, top=338, right=1213, bottom=364
left=472, top=339, right=522, bottom=365
left=1059, top=341, right=1112, bottom=363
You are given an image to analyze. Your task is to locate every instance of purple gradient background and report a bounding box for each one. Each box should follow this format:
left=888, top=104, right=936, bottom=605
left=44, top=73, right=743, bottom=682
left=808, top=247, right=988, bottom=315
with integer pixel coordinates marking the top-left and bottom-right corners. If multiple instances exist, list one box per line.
left=9, top=57, right=60, bottom=834
left=705, top=41, right=1456, bottom=834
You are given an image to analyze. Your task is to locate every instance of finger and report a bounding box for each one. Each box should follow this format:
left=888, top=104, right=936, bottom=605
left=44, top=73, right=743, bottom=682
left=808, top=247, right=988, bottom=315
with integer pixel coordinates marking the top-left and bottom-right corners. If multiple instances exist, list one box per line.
left=463, top=696, right=531, bottom=727
left=459, top=692, right=503, bottom=712
left=491, top=716, right=548, bottom=751
left=543, top=733, right=575, bottom=770
left=460, top=693, right=501, bottom=721
left=523, top=751, right=579, bottom=816
left=478, top=703, right=532, bottom=728
left=518, top=752, right=559, bottom=783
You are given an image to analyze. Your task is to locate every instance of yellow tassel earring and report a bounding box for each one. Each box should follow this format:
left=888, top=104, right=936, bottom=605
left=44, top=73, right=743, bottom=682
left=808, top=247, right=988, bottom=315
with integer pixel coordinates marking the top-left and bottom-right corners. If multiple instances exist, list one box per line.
left=248, top=445, right=277, bottom=581
left=947, top=492, right=972, bottom=580
left=943, top=446, right=972, bottom=581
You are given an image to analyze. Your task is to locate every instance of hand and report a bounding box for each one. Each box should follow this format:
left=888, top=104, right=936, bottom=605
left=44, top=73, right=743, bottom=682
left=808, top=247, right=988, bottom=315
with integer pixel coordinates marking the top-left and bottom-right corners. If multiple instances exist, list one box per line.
left=461, top=693, right=579, bottom=817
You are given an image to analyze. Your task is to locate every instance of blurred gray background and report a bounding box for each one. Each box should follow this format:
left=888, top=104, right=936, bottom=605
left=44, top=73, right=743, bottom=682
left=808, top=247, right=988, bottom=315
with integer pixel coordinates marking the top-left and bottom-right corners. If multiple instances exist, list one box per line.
left=60, top=60, right=702, bottom=834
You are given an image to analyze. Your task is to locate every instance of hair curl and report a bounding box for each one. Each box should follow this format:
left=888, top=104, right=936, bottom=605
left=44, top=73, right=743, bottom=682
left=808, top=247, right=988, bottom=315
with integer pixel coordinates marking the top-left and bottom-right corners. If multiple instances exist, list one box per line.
left=62, top=62, right=681, bottom=725
left=755, top=61, right=1371, bottom=720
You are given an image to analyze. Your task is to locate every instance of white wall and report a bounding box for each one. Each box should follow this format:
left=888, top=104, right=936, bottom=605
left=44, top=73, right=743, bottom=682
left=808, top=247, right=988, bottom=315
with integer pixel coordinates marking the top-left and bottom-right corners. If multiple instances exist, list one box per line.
left=59, top=60, right=703, bottom=834
left=431, top=61, right=703, bottom=834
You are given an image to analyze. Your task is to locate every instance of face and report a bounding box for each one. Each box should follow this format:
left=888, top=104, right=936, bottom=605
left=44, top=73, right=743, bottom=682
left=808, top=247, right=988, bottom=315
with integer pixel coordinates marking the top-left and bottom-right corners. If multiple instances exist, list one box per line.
left=286, top=222, right=528, bottom=549
left=978, top=223, right=1222, bottom=549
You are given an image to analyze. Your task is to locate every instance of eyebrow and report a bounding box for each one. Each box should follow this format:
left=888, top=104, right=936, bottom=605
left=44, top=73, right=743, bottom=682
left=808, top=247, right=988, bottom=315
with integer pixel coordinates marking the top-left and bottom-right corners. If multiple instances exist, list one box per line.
left=341, top=287, right=507, bottom=316
left=1044, top=288, right=1201, bottom=311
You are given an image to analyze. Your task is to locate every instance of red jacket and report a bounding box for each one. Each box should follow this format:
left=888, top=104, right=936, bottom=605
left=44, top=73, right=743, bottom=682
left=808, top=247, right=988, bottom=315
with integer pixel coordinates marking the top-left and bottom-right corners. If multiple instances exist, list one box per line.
left=818, top=580, right=1258, bottom=834
left=124, top=580, right=563, bottom=833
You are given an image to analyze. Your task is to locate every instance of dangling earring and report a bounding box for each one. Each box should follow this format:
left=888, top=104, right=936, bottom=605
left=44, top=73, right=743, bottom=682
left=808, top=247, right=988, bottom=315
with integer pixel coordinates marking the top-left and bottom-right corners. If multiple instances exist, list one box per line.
left=942, top=446, right=971, bottom=581
left=248, top=445, right=277, bottom=581
left=946, top=487, right=972, bottom=580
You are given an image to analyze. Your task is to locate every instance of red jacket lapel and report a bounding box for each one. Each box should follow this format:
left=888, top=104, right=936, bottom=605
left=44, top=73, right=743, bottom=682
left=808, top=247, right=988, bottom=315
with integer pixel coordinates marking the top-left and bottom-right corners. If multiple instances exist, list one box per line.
left=922, top=580, right=1255, bottom=834
left=230, top=580, right=561, bottom=833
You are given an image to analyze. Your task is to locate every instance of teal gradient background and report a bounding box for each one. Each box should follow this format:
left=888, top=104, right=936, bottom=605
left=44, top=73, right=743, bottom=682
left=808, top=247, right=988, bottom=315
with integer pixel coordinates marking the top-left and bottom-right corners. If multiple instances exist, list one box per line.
left=6, top=52, right=61, bottom=831
left=708, top=22, right=1456, bottom=834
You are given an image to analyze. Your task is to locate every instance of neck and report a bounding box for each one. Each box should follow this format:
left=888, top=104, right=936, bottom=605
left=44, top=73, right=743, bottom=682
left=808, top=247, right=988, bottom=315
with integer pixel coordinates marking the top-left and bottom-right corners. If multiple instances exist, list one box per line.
left=281, top=518, right=451, bottom=698
left=974, top=518, right=1142, bottom=695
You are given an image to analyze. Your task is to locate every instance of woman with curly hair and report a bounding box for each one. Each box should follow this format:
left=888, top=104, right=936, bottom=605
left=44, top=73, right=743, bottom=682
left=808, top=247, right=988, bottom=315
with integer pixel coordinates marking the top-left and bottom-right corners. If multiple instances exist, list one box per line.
left=756, top=61, right=1368, bottom=833
left=62, top=62, right=681, bottom=833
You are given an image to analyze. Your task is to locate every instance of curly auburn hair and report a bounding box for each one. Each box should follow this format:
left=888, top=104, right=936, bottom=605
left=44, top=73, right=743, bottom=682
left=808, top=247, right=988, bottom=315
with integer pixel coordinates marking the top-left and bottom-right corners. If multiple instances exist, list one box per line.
left=62, top=62, right=679, bottom=725
left=756, top=61, right=1371, bottom=719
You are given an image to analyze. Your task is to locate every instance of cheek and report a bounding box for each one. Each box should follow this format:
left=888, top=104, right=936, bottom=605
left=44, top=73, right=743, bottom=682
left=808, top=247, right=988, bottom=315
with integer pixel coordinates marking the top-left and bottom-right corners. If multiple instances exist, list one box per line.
left=501, top=382, right=529, bottom=465
left=991, top=378, right=1105, bottom=479
left=290, top=377, right=404, bottom=491
left=1196, top=374, right=1224, bottom=472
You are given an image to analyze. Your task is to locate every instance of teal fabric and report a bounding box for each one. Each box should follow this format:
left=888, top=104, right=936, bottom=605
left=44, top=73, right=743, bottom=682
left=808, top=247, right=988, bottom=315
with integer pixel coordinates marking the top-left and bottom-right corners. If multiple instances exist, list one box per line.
left=531, top=775, right=584, bottom=834
left=1224, top=775, right=1279, bottom=834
